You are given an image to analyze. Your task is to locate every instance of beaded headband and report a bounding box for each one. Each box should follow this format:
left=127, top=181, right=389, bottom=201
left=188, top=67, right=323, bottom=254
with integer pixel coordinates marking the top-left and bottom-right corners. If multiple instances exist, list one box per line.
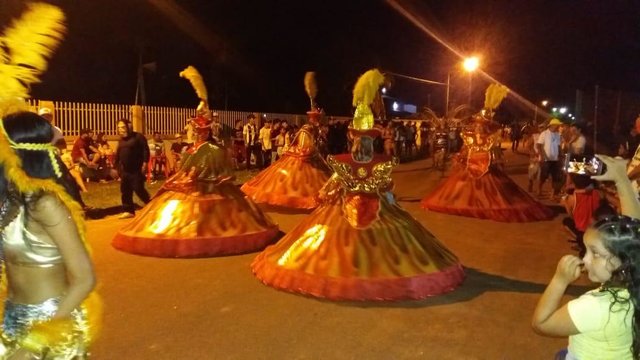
left=0, top=119, right=62, bottom=178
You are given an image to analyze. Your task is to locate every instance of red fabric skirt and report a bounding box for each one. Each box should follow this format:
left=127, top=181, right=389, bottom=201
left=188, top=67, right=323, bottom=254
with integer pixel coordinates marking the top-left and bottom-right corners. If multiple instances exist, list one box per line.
left=113, top=184, right=279, bottom=258
left=252, top=194, right=464, bottom=301
left=241, top=151, right=332, bottom=209
left=421, top=166, right=554, bottom=222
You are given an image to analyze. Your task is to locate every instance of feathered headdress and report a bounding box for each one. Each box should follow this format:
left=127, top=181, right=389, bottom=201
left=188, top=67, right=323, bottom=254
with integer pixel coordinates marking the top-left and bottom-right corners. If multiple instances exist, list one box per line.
left=304, top=71, right=318, bottom=111
left=0, top=3, right=66, bottom=117
left=179, top=65, right=210, bottom=116
left=352, top=69, right=385, bottom=130
left=483, top=83, right=509, bottom=114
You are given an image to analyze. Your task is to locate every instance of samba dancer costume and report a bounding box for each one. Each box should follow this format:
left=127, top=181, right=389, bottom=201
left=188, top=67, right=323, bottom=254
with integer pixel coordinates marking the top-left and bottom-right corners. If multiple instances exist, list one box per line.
left=113, top=67, right=278, bottom=257
left=0, top=4, right=100, bottom=358
left=252, top=69, right=464, bottom=301
left=421, top=84, right=553, bottom=222
left=241, top=72, right=332, bottom=210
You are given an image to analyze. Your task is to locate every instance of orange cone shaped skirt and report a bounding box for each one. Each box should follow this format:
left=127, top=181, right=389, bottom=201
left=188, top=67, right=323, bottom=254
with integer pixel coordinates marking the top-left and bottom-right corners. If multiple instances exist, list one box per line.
left=113, top=142, right=279, bottom=257
left=241, top=124, right=332, bottom=209
left=421, top=153, right=554, bottom=222
left=252, top=153, right=464, bottom=301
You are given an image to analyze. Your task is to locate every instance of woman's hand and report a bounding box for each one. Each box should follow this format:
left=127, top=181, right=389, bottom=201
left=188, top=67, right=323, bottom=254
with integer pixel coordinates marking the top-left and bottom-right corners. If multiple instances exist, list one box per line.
left=553, top=255, right=583, bottom=285
left=591, top=154, right=628, bottom=183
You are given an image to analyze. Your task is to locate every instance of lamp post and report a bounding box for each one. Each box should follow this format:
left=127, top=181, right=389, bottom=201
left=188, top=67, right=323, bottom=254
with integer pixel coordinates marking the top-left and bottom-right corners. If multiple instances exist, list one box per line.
left=462, top=56, right=479, bottom=106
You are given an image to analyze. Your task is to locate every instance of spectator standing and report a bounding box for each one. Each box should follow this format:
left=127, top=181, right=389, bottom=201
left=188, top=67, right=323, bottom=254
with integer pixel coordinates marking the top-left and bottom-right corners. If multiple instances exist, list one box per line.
left=536, top=118, right=563, bottom=199
left=382, top=121, right=395, bottom=156
left=210, top=112, right=222, bottom=144
left=275, top=126, right=287, bottom=160
left=270, top=120, right=281, bottom=163
left=232, top=120, right=245, bottom=169
left=243, top=114, right=260, bottom=169
left=259, top=120, right=272, bottom=168
left=38, top=107, right=63, bottom=145
left=184, top=118, right=195, bottom=145
left=114, top=119, right=150, bottom=219
left=510, top=121, right=522, bottom=152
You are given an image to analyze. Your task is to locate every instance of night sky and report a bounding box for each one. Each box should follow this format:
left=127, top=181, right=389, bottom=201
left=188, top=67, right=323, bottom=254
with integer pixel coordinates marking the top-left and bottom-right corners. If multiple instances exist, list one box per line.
left=5, top=0, right=640, bottom=118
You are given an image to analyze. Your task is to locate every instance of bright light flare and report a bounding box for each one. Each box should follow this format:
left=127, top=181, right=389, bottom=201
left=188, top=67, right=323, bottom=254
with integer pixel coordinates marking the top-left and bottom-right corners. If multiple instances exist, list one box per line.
left=277, top=224, right=328, bottom=266
left=463, top=56, right=480, bottom=72
left=149, top=200, right=180, bottom=234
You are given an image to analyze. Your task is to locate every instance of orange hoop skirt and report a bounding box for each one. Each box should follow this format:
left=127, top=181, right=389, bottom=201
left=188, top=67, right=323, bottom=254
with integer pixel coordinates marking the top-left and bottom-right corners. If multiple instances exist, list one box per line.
left=113, top=142, right=279, bottom=258
left=241, top=151, right=332, bottom=209
left=421, top=166, right=554, bottom=222
left=251, top=194, right=464, bottom=301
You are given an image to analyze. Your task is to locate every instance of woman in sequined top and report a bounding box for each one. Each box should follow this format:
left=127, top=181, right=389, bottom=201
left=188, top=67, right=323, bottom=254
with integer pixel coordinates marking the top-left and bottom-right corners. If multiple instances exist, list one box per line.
left=0, top=111, right=96, bottom=359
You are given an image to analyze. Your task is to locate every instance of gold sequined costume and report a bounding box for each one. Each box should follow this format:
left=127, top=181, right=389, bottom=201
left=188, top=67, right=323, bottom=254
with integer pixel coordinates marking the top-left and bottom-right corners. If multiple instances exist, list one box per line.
left=252, top=128, right=464, bottom=300
left=241, top=110, right=332, bottom=209
left=113, top=118, right=279, bottom=258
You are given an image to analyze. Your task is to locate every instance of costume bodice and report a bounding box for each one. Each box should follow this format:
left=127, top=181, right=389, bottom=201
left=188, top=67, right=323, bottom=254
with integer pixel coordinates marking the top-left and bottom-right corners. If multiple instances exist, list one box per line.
left=287, top=124, right=318, bottom=155
left=2, top=206, right=62, bottom=267
left=327, top=153, right=396, bottom=194
left=162, top=141, right=234, bottom=194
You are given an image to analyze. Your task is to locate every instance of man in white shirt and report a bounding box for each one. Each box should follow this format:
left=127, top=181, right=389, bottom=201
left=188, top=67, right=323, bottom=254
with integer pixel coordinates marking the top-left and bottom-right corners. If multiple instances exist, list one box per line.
left=258, top=120, right=272, bottom=168
left=567, top=123, right=587, bottom=158
left=536, top=118, right=563, bottom=198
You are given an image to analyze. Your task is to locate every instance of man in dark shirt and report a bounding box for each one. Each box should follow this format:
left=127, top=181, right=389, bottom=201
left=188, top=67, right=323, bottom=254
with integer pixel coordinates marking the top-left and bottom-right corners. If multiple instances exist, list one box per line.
left=114, top=119, right=151, bottom=219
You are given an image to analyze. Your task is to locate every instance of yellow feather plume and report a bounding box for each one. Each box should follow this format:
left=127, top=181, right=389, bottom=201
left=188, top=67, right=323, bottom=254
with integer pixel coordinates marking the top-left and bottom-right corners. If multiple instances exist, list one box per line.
left=179, top=65, right=208, bottom=101
left=0, top=3, right=66, bottom=102
left=352, top=69, right=385, bottom=107
left=304, top=71, right=317, bottom=107
left=352, top=69, right=385, bottom=130
left=483, top=83, right=509, bottom=111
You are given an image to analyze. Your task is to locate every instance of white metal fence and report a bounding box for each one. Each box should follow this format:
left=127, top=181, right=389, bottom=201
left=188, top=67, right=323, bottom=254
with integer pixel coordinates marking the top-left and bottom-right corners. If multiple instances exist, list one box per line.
left=27, top=99, right=352, bottom=139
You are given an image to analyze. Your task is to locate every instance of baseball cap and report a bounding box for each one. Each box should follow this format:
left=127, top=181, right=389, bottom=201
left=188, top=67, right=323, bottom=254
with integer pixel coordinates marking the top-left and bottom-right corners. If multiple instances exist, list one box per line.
left=38, top=107, right=52, bottom=116
left=548, top=118, right=563, bottom=126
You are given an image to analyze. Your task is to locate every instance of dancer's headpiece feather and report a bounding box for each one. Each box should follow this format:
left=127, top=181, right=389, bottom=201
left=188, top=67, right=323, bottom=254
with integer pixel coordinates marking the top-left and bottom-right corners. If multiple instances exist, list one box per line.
left=304, top=71, right=318, bottom=111
left=180, top=65, right=209, bottom=115
left=352, top=69, right=385, bottom=130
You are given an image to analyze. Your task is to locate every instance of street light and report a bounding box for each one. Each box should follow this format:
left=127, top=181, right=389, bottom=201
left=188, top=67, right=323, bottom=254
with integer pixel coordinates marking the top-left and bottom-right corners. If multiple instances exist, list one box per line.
left=462, top=56, right=480, bottom=106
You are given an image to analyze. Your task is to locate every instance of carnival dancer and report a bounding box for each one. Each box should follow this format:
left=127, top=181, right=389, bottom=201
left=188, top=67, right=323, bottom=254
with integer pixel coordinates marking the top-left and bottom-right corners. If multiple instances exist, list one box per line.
left=112, top=66, right=278, bottom=257
left=421, top=84, right=554, bottom=222
left=252, top=69, right=464, bottom=301
left=0, top=4, right=100, bottom=358
left=241, top=72, right=332, bottom=210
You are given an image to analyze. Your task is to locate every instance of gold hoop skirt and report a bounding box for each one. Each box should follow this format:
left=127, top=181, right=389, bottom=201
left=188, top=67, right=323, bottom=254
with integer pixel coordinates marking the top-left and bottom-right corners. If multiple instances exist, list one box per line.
left=113, top=142, right=279, bottom=257
left=241, top=151, right=332, bottom=209
left=421, top=165, right=554, bottom=222
left=252, top=192, right=464, bottom=301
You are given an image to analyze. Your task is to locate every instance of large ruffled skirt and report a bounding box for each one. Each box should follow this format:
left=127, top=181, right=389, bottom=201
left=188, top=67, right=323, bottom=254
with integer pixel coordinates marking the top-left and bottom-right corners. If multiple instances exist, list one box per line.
left=241, top=151, right=332, bottom=209
left=421, top=166, right=554, bottom=222
left=112, top=182, right=279, bottom=258
left=251, top=194, right=464, bottom=301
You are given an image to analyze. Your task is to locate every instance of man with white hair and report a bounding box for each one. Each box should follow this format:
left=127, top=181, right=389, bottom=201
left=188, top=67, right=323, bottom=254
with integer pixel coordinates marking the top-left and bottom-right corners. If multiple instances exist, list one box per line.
left=38, top=107, right=63, bottom=145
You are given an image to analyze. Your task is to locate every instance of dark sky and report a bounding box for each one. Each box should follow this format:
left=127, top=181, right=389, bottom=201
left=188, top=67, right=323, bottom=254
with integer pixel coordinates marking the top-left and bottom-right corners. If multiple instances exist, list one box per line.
left=4, top=0, right=640, bottom=117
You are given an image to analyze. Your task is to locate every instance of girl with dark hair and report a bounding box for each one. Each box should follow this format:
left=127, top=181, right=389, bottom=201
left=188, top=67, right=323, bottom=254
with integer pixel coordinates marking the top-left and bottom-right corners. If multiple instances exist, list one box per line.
left=533, top=215, right=640, bottom=359
left=0, top=111, right=96, bottom=359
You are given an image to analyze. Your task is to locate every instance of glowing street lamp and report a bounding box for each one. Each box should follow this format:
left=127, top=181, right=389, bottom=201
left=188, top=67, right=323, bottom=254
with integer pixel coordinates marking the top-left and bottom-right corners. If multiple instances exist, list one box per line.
left=541, top=100, right=549, bottom=107
left=462, top=56, right=480, bottom=105
left=463, top=56, right=479, bottom=72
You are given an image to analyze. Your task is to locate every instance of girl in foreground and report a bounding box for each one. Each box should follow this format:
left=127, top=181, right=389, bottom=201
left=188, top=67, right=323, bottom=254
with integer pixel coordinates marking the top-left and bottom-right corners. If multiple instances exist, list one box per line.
left=532, top=214, right=639, bottom=359
left=0, top=112, right=96, bottom=359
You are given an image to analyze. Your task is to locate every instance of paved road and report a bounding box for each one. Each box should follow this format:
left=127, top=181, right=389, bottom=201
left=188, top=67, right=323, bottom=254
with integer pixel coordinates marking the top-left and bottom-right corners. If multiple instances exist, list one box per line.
left=88, top=148, right=586, bottom=359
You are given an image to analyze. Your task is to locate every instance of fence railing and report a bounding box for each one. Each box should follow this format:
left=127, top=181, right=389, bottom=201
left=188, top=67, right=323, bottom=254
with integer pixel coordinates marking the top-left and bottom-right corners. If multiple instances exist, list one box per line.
left=28, top=99, right=353, bottom=139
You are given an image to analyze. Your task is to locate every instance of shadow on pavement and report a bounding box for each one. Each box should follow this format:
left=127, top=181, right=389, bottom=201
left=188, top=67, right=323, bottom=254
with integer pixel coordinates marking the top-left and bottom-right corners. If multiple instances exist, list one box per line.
left=332, top=267, right=592, bottom=309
